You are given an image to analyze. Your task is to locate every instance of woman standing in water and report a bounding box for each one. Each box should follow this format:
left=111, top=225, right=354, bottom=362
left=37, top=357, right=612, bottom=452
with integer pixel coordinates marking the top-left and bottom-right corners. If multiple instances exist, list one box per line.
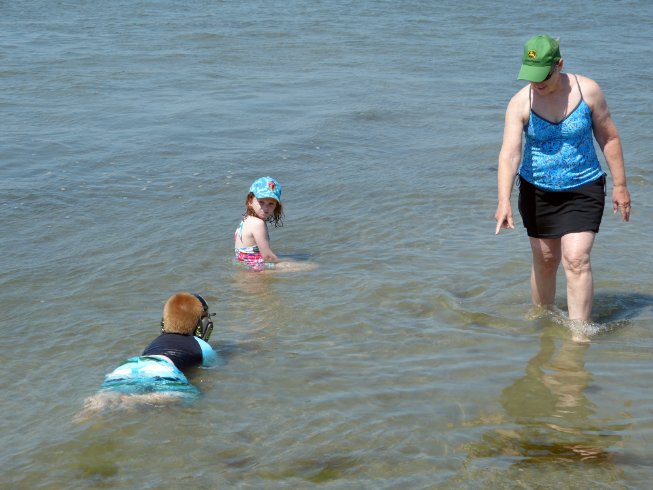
left=494, top=34, right=631, bottom=325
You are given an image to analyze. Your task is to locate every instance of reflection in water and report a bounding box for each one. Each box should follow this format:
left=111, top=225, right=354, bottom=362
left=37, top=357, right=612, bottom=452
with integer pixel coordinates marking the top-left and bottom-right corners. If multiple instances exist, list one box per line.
left=502, top=332, right=594, bottom=424
left=227, top=268, right=306, bottom=351
left=229, top=270, right=285, bottom=335
left=498, top=333, right=614, bottom=465
left=464, top=328, right=627, bottom=467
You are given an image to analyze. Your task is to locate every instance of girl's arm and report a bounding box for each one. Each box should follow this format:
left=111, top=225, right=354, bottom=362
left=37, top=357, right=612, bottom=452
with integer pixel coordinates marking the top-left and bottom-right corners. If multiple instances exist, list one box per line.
left=251, top=219, right=279, bottom=262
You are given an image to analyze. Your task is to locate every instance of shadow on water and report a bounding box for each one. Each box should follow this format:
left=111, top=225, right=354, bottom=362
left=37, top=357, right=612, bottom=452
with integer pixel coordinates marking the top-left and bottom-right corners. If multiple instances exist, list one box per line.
left=591, top=290, right=653, bottom=326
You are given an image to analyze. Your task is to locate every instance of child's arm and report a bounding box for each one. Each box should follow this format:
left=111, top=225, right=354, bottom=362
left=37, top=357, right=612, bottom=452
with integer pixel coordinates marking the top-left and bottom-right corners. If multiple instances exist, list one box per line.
left=251, top=219, right=279, bottom=263
left=195, top=337, right=220, bottom=367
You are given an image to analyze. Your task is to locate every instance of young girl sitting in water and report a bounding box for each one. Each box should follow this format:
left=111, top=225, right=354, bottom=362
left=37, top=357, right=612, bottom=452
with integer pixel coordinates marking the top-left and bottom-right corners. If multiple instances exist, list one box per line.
left=234, top=176, right=316, bottom=272
left=234, top=176, right=283, bottom=271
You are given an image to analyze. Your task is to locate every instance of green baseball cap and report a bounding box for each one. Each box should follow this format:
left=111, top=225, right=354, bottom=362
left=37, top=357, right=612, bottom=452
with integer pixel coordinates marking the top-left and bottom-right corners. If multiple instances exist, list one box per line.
left=517, top=35, right=561, bottom=82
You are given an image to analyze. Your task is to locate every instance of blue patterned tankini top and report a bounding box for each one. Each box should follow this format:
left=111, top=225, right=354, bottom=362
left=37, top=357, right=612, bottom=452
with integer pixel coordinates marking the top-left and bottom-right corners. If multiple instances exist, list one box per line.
left=519, top=95, right=604, bottom=191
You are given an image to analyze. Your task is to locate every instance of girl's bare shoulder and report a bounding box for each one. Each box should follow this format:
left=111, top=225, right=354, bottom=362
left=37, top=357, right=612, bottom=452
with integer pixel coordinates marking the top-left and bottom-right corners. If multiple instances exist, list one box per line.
left=242, top=215, right=265, bottom=231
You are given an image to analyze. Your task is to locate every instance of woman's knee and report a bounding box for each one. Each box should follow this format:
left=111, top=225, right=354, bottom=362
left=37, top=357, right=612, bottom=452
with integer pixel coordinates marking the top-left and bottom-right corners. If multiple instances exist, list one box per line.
left=562, top=251, right=592, bottom=275
left=561, top=232, right=596, bottom=274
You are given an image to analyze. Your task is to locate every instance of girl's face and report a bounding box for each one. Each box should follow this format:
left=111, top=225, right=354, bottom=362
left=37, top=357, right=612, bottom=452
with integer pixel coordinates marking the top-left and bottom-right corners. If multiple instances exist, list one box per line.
left=250, top=197, right=278, bottom=220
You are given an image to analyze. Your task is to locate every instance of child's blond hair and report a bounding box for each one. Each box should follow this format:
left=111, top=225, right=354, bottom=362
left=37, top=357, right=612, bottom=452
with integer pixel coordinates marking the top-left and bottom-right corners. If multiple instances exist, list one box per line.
left=162, top=292, right=203, bottom=334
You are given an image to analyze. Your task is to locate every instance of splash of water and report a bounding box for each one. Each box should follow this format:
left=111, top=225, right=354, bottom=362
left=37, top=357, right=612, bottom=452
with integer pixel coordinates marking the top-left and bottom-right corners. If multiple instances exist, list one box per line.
left=525, top=305, right=623, bottom=342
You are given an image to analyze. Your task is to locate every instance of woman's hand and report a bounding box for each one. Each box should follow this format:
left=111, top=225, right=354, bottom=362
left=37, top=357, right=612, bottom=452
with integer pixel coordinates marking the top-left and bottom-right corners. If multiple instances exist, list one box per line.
left=495, top=201, right=515, bottom=234
left=612, top=185, right=631, bottom=222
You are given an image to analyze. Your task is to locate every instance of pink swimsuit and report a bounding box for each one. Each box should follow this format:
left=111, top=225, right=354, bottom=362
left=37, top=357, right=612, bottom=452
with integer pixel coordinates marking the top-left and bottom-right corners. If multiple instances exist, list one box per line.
left=234, top=221, right=274, bottom=271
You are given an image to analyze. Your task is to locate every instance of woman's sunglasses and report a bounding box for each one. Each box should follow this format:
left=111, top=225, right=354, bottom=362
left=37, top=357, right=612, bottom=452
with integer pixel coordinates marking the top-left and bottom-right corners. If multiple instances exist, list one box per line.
left=542, top=63, right=558, bottom=82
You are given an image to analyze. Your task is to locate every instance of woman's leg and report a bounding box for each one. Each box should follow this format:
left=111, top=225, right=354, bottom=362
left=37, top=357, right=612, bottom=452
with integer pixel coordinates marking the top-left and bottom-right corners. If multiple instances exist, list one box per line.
left=561, top=232, right=596, bottom=321
left=529, top=237, right=562, bottom=307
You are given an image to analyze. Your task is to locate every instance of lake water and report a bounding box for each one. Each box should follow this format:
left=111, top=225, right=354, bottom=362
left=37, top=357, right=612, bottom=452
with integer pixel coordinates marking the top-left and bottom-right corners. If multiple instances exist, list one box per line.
left=2, top=1, right=653, bottom=488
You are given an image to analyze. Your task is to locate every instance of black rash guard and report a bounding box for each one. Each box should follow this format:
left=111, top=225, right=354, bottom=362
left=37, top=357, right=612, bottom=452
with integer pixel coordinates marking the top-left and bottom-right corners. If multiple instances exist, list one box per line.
left=142, top=333, right=203, bottom=371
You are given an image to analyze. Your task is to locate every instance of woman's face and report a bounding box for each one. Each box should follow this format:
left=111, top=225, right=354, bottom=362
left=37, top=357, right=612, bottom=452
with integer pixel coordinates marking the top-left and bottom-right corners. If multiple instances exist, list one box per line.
left=531, top=61, right=562, bottom=95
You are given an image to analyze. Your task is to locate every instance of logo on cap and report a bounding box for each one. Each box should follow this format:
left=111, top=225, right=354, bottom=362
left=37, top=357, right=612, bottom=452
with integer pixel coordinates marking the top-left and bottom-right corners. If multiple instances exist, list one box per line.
left=268, top=181, right=276, bottom=191
left=528, top=50, right=537, bottom=59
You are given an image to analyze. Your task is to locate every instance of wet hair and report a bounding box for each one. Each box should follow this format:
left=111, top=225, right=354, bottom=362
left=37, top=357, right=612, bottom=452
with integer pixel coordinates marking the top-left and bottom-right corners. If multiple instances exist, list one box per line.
left=243, top=192, right=284, bottom=227
left=162, top=292, right=204, bottom=335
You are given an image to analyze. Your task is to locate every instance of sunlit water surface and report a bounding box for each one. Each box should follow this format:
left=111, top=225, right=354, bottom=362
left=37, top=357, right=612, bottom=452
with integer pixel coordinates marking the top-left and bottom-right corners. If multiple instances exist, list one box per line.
left=2, top=1, right=653, bottom=488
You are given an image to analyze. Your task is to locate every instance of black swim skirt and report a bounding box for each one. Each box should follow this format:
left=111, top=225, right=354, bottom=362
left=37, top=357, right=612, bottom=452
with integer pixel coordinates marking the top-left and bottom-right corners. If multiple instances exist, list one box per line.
left=518, top=175, right=606, bottom=238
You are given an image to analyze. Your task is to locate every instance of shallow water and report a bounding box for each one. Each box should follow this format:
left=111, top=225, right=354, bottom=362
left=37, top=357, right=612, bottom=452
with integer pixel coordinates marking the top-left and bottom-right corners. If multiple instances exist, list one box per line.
left=2, top=1, right=653, bottom=488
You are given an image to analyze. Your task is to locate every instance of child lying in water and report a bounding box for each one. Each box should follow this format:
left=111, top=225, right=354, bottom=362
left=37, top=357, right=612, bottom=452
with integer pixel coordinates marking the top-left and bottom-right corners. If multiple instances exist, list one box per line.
left=75, top=292, right=218, bottom=421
